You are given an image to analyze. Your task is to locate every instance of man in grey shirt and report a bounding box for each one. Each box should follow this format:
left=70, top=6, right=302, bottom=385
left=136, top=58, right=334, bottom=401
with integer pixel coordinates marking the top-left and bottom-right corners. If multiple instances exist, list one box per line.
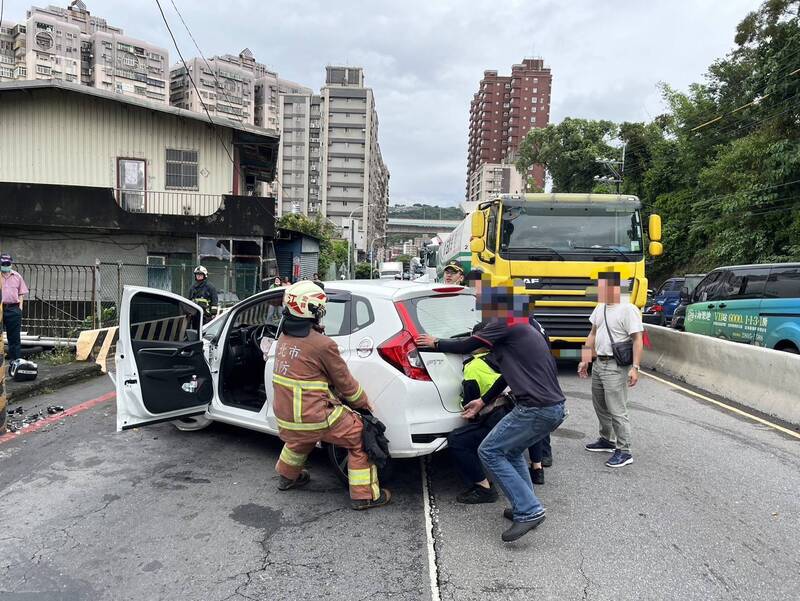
left=578, top=272, right=643, bottom=468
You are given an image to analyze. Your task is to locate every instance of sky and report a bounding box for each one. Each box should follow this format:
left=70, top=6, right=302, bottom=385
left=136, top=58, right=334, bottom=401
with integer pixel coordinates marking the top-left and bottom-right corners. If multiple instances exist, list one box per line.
left=4, top=0, right=762, bottom=206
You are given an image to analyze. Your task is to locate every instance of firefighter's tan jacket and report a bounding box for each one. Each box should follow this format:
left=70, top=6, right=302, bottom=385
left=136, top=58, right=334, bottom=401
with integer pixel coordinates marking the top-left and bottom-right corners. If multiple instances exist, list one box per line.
left=272, top=329, right=368, bottom=431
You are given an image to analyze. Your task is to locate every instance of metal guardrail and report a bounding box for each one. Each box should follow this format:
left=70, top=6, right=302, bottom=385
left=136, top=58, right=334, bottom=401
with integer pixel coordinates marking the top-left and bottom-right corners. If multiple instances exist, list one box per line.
left=114, top=188, right=224, bottom=216
left=12, top=261, right=263, bottom=340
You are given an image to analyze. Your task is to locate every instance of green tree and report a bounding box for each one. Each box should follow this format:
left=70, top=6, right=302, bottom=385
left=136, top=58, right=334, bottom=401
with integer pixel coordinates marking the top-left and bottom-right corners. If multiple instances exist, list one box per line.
left=354, top=262, right=374, bottom=279
left=516, top=118, right=618, bottom=192
left=394, top=254, right=413, bottom=272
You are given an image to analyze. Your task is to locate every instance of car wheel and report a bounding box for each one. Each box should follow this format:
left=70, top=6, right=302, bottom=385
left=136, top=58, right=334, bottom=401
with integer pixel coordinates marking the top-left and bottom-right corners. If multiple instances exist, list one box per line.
left=326, top=443, right=394, bottom=488
left=777, top=343, right=799, bottom=354
left=173, top=415, right=213, bottom=432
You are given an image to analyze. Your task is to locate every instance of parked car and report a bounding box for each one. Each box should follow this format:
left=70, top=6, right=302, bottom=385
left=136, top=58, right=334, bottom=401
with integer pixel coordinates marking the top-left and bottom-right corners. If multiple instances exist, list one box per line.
left=643, top=277, right=685, bottom=325
left=113, top=280, right=479, bottom=481
left=669, top=274, right=706, bottom=330
left=684, top=263, right=800, bottom=353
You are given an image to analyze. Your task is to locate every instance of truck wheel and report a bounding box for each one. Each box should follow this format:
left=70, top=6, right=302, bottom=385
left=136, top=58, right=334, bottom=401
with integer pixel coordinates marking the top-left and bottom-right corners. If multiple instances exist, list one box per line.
left=326, top=444, right=394, bottom=488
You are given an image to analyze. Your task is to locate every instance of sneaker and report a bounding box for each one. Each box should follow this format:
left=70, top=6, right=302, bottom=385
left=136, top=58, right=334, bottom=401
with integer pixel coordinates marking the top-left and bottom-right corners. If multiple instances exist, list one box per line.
left=501, top=512, right=546, bottom=542
left=277, top=470, right=310, bottom=491
left=541, top=455, right=553, bottom=468
left=585, top=438, right=616, bottom=453
left=352, top=488, right=392, bottom=510
left=530, top=467, right=545, bottom=485
left=456, top=484, right=499, bottom=504
left=605, top=450, right=633, bottom=468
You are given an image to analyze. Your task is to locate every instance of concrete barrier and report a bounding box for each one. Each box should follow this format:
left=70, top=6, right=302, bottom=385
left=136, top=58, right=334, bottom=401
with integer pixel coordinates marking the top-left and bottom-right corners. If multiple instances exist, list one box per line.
left=642, top=325, right=800, bottom=426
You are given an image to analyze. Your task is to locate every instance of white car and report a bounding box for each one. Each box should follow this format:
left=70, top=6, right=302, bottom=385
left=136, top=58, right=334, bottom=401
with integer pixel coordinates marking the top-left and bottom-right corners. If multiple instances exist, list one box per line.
left=114, top=280, right=479, bottom=479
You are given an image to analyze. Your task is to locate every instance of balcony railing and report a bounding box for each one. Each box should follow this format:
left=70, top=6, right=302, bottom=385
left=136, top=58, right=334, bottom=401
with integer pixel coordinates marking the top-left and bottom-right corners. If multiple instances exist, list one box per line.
left=115, top=189, right=224, bottom=217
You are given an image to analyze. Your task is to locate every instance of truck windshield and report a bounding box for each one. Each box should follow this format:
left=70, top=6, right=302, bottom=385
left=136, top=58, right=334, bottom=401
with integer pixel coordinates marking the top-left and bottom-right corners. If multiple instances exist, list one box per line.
left=499, top=204, right=643, bottom=261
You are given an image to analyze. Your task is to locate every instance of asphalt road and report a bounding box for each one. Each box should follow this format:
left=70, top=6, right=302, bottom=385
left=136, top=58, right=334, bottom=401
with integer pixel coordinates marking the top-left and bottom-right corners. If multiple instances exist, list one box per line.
left=1, top=368, right=798, bottom=601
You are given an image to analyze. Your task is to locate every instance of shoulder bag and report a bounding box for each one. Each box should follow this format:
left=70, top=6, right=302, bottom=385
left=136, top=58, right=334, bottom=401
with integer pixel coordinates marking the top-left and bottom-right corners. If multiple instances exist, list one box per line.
left=603, top=305, right=633, bottom=367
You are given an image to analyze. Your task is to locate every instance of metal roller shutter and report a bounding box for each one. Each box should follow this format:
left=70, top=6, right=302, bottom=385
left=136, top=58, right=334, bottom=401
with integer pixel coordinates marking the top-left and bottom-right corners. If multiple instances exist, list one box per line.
left=300, top=252, right=318, bottom=279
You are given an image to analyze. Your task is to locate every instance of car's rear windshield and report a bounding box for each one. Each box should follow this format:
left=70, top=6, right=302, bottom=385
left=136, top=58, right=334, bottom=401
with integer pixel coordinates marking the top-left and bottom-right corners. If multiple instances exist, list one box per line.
left=400, top=294, right=480, bottom=339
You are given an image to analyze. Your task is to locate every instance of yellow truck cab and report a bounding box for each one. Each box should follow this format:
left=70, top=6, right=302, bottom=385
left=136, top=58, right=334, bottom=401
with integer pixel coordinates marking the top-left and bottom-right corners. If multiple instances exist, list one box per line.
left=466, top=193, right=663, bottom=353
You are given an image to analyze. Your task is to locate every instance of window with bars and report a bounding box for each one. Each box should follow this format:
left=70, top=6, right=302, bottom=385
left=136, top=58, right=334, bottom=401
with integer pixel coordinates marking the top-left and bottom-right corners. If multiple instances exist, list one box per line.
left=165, top=149, right=199, bottom=190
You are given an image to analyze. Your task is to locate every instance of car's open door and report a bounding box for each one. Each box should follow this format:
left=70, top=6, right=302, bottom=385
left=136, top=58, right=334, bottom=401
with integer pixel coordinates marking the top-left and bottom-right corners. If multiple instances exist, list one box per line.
left=116, top=286, right=213, bottom=431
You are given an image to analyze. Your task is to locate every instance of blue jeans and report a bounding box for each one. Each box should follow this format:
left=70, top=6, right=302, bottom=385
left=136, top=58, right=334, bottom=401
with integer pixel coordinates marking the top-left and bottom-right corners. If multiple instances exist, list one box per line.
left=478, top=402, right=565, bottom=521
left=3, top=305, right=22, bottom=361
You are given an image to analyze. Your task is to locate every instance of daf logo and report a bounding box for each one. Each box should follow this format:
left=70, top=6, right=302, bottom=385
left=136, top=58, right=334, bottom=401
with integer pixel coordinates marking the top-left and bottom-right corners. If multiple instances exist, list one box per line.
left=523, top=278, right=540, bottom=284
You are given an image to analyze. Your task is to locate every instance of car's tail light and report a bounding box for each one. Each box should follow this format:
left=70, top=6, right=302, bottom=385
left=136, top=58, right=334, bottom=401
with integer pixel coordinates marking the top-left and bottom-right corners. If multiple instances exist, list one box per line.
left=378, top=330, right=432, bottom=381
left=377, top=301, right=432, bottom=381
left=432, top=287, right=464, bottom=293
left=651, top=304, right=663, bottom=313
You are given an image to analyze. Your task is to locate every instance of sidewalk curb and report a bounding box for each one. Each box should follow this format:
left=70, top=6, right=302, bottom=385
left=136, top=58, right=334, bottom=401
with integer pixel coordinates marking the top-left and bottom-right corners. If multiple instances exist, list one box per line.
left=7, top=363, right=104, bottom=404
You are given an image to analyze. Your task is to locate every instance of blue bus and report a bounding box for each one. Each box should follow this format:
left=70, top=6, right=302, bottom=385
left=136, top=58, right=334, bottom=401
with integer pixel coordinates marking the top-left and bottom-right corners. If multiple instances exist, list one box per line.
left=685, top=263, right=800, bottom=353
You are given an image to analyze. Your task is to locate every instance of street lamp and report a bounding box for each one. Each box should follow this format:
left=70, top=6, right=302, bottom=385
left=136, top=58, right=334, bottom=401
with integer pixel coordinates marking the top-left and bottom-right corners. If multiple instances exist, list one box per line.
left=369, top=236, right=385, bottom=280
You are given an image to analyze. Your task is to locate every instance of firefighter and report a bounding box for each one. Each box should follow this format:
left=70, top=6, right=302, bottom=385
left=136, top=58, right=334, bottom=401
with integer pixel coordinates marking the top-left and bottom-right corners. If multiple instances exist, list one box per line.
left=273, top=280, right=391, bottom=510
left=188, top=266, right=219, bottom=318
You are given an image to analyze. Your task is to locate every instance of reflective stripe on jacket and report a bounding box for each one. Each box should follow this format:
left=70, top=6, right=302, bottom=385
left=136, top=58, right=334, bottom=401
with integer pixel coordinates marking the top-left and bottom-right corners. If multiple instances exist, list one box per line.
left=272, top=329, right=368, bottom=431
left=462, top=353, right=501, bottom=399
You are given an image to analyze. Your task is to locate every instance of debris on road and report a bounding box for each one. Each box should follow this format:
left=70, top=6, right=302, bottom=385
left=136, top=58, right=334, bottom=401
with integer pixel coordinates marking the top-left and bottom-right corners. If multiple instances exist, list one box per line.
left=7, top=404, right=63, bottom=433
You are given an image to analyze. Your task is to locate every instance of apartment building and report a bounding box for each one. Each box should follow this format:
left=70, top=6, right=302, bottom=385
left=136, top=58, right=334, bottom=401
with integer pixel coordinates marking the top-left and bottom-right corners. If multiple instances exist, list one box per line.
left=0, top=3, right=169, bottom=104
left=464, top=162, right=526, bottom=213
left=276, top=93, right=322, bottom=216
left=272, top=66, right=389, bottom=252
left=254, top=69, right=311, bottom=131
left=170, top=55, right=256, bottom=124
left=319, top=66, right=389, bottom=251
left=466, top=58, right=552, bottom=200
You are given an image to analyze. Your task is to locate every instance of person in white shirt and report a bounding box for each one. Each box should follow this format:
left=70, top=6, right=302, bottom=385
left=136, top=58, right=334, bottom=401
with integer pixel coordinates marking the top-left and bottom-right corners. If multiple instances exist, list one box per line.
left=578, top=272, right=643, bottom=468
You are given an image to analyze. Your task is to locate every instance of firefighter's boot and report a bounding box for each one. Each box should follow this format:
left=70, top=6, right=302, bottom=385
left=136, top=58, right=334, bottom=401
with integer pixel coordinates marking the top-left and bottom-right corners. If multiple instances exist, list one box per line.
left=351, top=488, right=392, bottom=510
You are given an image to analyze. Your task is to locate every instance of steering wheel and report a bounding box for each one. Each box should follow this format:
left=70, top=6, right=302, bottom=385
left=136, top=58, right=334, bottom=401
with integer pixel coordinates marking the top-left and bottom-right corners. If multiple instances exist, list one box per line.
left=250, top=323, right=279, bottom=350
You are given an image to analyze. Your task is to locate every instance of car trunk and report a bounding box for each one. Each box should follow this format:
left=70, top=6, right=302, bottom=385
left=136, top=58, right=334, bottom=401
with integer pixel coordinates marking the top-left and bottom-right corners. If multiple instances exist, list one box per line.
left=394, top=289, right=480, bottom=414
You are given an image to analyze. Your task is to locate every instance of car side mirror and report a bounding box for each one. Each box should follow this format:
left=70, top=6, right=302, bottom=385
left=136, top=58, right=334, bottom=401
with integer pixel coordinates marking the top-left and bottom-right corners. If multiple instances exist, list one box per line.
left=186, top=329, right=199, bottom=342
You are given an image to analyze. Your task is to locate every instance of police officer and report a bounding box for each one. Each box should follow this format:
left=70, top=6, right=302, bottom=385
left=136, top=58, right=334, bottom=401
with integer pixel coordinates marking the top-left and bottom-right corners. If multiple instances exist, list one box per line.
left=443, top=261, right=465, bottom=285
left=188, top=266, right=219, bottom=318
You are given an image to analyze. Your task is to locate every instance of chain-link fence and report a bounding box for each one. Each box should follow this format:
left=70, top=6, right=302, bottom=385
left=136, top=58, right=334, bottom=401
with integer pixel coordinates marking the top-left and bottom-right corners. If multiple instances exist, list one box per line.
left=13, top=261, right=263, bottom=340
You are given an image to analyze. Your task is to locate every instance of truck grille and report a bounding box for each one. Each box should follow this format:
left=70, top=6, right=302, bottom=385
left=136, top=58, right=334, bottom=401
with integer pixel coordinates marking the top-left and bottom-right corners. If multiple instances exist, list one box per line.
left=534, top=306, right=593, bottom=339
left=521, top=277, right=598, bottom=302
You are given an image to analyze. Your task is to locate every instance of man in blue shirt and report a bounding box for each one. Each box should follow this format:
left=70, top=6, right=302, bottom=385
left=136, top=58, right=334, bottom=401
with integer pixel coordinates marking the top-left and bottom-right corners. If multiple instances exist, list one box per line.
left=417, top=284, right=566, bottom=542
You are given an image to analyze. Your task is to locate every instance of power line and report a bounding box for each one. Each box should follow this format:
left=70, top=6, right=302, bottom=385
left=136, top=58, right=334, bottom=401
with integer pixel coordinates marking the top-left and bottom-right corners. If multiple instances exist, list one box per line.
left=165, top=0, right=308, bottom=219
left=154, top=0, right=280, bottom=223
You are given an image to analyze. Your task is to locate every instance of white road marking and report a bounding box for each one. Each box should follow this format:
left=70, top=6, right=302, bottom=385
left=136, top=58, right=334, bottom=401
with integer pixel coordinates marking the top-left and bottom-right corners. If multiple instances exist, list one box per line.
left=641, top=371, right=800, bottom=440
left=420, top=458, right=442, bottom=601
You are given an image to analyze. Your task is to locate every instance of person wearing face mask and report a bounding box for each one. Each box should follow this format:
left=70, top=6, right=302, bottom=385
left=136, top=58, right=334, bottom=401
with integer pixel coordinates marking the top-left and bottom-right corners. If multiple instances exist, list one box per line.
left=1, top=255, right=29, bottom=362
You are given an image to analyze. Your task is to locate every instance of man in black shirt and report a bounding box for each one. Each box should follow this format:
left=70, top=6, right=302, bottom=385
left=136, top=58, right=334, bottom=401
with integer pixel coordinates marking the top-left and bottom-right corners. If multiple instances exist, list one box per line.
left=416, top=285, right=566, bottom=542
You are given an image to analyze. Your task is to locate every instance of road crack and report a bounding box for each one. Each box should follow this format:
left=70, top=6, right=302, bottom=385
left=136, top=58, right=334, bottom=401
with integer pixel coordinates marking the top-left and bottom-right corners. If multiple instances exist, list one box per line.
left=577, top=549, right=594, bottom=600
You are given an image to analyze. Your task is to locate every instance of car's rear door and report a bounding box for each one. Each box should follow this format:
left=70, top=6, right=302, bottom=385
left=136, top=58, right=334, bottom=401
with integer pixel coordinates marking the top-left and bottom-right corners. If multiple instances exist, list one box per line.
left=399, top=289, right=481, bottom=413
left=116, top=287, right=213, bottom=431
